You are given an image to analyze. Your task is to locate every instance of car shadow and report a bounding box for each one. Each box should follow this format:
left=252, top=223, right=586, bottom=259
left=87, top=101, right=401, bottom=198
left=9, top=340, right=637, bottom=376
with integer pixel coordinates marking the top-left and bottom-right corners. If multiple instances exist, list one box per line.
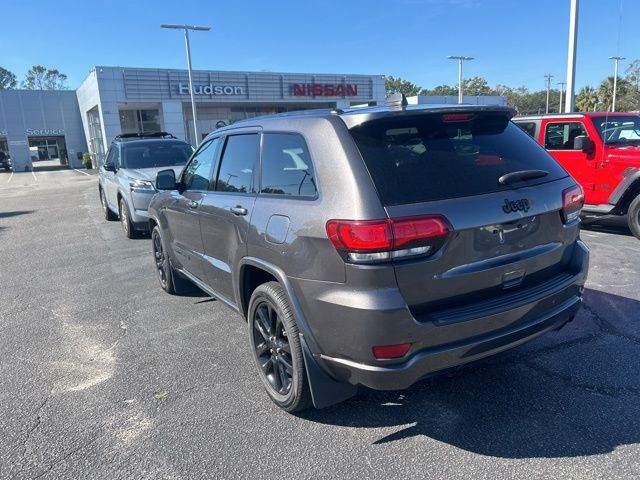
left=0, top=210, right=34, bottom=219
left=300, top=288, right=640, bottom=459
left=581, top=217, right=634, bottom=237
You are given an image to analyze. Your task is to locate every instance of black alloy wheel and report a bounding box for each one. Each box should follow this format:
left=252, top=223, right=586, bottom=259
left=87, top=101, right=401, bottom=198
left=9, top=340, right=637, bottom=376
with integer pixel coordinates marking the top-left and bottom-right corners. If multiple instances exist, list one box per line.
left=248, top=282, right=311, bottom=412
left=252, top=299, right=293, bottom=395
left=152, top=227, right=169, bottom=291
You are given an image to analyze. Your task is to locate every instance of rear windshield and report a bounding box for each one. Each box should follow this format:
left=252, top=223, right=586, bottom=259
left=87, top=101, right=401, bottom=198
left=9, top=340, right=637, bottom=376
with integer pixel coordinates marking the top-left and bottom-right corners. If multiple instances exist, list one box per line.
left=349, top=113, right=567, bottom=205
left=122, top=141, right=194, bottom=169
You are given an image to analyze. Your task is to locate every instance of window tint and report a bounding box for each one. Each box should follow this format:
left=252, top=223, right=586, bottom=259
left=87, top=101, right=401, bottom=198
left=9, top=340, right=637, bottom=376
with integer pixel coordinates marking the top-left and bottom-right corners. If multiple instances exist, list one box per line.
left=122, top=140, right=193, bottom=169
left=516, top=122, right=537, bottom=138
left=182, top=138, right=219, bottom=191
left=261, top=133, right=317, bottom=197
left=215, top=134, right=259, bottom=193
left=104, top=147, right=115, bottom=167
left=349, top=113, right=567, bottom=205
left=544, top=122, right=588, bottom=150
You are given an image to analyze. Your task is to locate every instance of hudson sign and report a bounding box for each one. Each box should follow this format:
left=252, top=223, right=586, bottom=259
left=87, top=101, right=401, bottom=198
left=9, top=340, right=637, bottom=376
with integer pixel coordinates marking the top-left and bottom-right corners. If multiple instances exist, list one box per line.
left=292, top=83, right=358, bottom=97
left=178, top=83, right=244, bottom=96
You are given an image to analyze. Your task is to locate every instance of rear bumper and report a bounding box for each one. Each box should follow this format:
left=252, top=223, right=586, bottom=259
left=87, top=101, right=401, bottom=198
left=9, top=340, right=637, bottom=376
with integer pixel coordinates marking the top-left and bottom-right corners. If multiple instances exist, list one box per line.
left=295, top=240, right=589, bottom=391
left=318, top=295, right=580, bottom=390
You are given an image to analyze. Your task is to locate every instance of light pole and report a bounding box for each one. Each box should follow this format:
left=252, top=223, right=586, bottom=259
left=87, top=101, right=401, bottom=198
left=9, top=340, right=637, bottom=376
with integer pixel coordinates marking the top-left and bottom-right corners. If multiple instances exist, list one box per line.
left=161, top=24, right=211, bottom=146
left=609, top=56, right=625, bottom=112
left=544, top=73, right=553, bottom=114
left=447, top=55, right=474, bottom=104
left=557, top=82, right=566, bottom=113
left=565, top=0, right=579, bottom=112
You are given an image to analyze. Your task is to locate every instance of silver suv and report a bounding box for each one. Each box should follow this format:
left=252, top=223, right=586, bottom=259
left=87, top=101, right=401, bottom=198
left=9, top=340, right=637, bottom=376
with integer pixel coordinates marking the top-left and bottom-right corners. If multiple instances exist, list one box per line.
left=147, top=104, right=589, bottom=412
left=98, top=132, right=193, bottom=237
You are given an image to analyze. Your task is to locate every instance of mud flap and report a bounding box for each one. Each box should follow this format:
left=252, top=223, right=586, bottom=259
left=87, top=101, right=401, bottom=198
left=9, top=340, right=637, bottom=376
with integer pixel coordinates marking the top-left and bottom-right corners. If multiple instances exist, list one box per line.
left=300, top=335, right=357, bottom=409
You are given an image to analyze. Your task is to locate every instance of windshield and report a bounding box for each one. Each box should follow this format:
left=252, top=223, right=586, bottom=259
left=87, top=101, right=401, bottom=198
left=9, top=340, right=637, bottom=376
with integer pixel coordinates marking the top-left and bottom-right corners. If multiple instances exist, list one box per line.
left=350, top=113, right=567, bottom=205
left=122, top=141, right=194, bottom=169
left=591, top=116, right=640, bottom=145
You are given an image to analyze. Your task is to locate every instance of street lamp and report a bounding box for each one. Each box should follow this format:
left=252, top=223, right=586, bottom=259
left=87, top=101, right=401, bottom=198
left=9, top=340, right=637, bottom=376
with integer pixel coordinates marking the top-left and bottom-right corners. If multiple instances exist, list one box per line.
left=447, top=55, right=474, bottom=104
left=161, top=24, right=211, bottom=146
left=609, top=56, right=625, bottom=112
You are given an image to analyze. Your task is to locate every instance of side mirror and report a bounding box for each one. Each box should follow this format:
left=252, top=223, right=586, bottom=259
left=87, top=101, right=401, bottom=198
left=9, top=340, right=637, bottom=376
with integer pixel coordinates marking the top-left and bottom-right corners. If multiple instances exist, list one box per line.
left=103, top=162, right=116, bottom=172
left=156, top=169, right=177, bottom=190
left=573, top=135, right=595, bottom=154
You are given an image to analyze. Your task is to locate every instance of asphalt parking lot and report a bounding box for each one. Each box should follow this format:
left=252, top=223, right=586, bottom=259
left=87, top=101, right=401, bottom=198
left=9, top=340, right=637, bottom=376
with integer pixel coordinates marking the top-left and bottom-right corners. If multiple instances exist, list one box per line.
left=1, top=168, right=640, bottom=480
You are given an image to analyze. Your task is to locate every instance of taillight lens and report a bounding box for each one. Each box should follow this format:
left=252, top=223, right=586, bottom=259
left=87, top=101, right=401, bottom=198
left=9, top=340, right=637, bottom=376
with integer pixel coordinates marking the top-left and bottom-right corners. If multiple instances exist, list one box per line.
left=326, top=215, right=452, bottom=263
left=562, top=185, right=584, bottom=223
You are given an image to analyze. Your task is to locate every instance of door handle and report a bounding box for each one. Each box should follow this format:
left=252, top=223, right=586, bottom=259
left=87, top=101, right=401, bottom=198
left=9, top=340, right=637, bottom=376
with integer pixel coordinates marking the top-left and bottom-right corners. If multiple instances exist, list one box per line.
left=230, top=205, right=248, bottom=216
left=187, top=200, right=199, bottom=209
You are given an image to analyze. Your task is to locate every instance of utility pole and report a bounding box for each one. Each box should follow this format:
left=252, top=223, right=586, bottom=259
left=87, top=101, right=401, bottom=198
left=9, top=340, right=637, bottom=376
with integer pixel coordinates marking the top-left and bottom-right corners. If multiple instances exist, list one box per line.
left=161, top=24, right=211, bottom=146
left=447, top=55, right=474, bottom=104
left=545, top=73, right=554, bottom=114
left=609, top=56, right=625, bottom=112
left=565, top=0, right=579, bottom=112
left=557, top=82, right=566, bottom=113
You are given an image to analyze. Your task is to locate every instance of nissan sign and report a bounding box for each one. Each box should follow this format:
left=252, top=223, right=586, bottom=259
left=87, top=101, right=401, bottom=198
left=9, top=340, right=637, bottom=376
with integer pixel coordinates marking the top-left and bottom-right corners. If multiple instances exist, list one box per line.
left=178, top=83, right=244, bottom=96
left=292, top=83, right=358, bottom=97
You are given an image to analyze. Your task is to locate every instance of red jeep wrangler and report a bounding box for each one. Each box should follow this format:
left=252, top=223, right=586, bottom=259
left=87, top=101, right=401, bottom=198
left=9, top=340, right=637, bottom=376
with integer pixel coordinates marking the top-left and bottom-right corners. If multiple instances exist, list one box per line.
left=514, top=112, right=640, bottom=239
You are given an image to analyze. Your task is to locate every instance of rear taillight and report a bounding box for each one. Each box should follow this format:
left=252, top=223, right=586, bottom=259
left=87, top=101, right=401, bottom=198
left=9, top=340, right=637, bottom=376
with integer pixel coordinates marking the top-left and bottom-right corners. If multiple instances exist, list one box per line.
left=326, top=215, right=452, bottom=263
left=562, top=185, right=584, bottom=224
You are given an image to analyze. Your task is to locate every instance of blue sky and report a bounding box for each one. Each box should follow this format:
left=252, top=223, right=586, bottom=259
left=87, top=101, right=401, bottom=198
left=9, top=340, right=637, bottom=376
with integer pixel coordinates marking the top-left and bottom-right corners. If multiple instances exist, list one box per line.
left=1, top=0, right=636, bottom=92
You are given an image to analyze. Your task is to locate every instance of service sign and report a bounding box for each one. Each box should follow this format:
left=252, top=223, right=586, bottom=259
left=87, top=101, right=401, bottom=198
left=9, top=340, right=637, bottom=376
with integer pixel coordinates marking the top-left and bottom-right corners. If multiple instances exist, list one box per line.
left=26, top=128, right=65, bottom=136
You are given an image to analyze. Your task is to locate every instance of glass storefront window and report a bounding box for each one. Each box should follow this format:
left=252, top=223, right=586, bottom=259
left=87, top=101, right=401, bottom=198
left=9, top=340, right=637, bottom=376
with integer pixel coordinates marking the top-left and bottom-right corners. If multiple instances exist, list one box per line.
left=119, top=109, right=161, bottom=134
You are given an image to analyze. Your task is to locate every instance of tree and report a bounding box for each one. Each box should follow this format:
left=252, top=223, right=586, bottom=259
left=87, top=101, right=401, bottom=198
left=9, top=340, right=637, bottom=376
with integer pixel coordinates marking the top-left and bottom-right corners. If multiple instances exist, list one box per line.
left=22, top=65, right=68, bottom=90
left=597, top=76, right=635, bottom=112
left=575, top=86, right=599, bottom=112
left=420, top=84, right=457, bottom=96
left=385, top=76, right=422, bottom=97
left=461, top=76, right=491, bottom=96
left=0, top=67, right=17, bottom=90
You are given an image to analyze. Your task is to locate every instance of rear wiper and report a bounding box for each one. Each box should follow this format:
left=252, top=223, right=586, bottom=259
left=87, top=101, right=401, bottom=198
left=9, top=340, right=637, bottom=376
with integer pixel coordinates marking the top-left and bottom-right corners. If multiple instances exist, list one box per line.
left=498, top=169, right=549, bottom=185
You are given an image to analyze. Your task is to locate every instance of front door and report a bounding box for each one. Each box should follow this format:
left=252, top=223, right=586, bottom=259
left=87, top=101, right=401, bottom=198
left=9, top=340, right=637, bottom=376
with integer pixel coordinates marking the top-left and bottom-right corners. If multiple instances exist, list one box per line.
left=164, top=138, right=220, bottom=281
left=542, top=120, right=597, bottom=203
left=199, top=133, right=260, bottom=305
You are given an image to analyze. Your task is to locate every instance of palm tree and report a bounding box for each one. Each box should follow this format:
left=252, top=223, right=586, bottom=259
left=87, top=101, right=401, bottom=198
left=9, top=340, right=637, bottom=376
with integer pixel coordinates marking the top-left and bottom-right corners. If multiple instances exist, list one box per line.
left=575, top=86, right=599, bottom=112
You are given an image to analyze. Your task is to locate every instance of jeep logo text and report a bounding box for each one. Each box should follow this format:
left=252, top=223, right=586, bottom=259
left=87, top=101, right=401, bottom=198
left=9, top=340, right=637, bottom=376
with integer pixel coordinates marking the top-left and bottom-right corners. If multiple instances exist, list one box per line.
left=502, top=198, right=530, bottom=213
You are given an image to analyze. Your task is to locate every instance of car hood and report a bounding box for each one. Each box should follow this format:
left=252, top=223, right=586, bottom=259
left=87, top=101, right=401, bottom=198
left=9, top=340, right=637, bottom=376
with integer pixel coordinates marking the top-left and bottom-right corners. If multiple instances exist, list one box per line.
left=124, top=166, right=185, bottom=186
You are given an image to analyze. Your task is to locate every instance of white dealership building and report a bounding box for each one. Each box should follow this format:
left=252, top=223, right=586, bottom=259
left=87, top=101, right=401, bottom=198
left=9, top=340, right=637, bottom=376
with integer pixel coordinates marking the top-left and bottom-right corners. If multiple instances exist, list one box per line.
left=0, top=66, right=386, bottom=171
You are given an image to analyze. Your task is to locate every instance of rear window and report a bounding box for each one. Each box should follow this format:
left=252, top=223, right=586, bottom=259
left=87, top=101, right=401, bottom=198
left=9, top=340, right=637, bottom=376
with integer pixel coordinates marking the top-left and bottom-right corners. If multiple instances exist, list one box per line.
left=122, top=141, right=194, bottom=169
left=349, top=113, right=567, bottom=205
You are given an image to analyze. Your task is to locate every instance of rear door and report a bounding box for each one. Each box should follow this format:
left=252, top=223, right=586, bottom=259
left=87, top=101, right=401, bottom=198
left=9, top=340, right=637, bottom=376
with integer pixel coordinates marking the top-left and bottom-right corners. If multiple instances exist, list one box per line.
left=198, top=132, right=260, bottom=305
left=164, top=138, right=220, bottom=281
left=349, top=111, right=573, bottom=317
left=542, top=120, right=597, bottom=202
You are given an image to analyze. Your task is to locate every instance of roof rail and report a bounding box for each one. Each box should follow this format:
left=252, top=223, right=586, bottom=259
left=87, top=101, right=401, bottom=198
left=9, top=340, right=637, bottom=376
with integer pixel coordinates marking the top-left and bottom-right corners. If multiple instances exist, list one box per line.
left=114, top=132, right=177, bottom=140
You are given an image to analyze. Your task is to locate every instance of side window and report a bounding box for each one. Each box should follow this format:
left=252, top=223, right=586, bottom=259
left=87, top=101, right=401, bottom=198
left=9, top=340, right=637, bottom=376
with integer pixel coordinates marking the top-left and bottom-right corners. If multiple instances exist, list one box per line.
left=516, top=122, right=537, bottom=139
left=182, top=138, right=219, bottom=191
left=113, top=147, right=121, bottom=168
left=545, top=122, right=588, bottom=150
left=261, top=133, right=318, bottom=197
left=214, top=134, right=259, bottom=193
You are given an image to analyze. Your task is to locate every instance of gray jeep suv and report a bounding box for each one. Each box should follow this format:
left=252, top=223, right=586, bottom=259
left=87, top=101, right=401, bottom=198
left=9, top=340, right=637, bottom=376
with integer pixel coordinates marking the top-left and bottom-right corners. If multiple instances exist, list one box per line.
left=148, top=104, right=589, bottom=412
left=98, top=132, right=193, bottom=237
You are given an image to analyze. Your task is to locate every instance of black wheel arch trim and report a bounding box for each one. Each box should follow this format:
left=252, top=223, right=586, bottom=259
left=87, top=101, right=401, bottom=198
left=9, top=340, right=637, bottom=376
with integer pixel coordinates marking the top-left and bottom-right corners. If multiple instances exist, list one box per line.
left=608, top=168, right=640, bottom=213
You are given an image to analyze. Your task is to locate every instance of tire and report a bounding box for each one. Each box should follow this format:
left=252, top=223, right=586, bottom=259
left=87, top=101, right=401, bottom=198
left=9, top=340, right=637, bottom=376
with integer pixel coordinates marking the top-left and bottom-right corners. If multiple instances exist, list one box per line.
left=627, top=195, right=640, bottom=240
left=119, top=197, right=138, bottom=239
left=151, top=225, right=191, bottom=295
left=248, top=281, right=312, bottom=413
left=100, top=188, right=117, bottom=221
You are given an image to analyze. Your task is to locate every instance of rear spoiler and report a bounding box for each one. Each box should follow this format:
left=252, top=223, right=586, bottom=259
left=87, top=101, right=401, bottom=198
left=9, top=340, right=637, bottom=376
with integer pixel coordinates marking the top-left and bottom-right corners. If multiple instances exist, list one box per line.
left=339, top=104, right=516, bottom=129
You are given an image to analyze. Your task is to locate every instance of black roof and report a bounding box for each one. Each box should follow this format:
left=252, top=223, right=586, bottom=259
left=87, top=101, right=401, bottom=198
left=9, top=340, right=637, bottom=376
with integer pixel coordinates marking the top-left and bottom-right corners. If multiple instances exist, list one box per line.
left=113, top=132, right=177, bottom=141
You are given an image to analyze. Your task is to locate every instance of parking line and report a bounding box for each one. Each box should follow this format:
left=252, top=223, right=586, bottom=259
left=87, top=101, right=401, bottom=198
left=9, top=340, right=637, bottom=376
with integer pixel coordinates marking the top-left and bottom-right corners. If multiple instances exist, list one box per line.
left=31, top=171, right=37, bottom=181
left=73, top=168, right=91, bottom=176
left=7, top=172, right=13, bottom=183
